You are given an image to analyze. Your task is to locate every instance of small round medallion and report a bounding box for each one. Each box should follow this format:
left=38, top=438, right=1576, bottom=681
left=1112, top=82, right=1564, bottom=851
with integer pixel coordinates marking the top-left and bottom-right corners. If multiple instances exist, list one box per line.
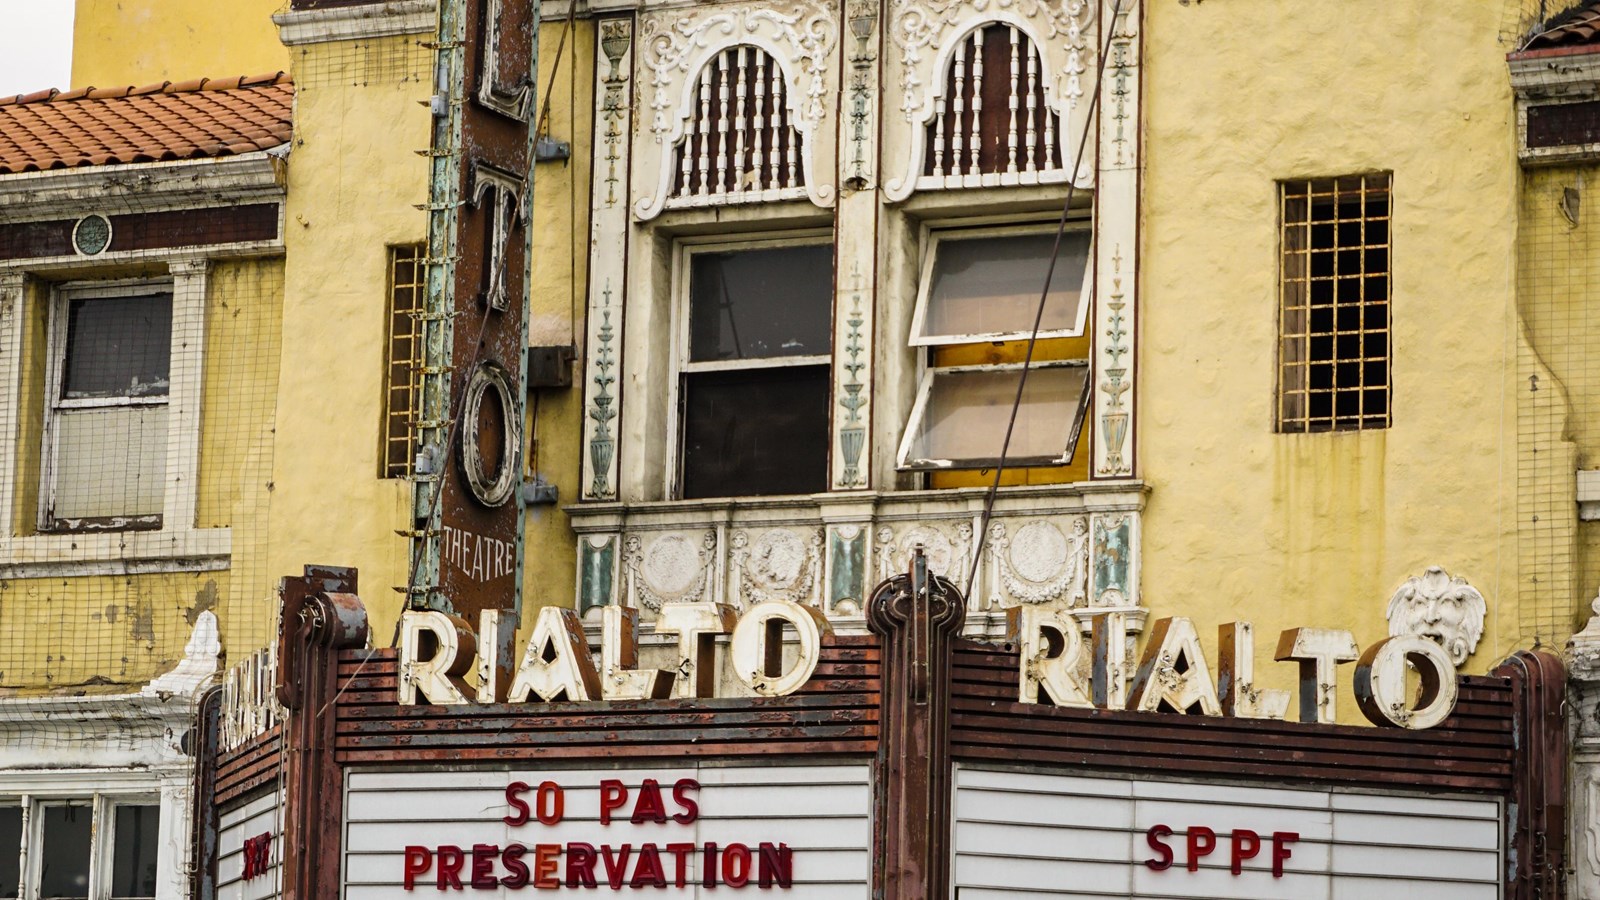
left=72, top=214, right=112, bottom=256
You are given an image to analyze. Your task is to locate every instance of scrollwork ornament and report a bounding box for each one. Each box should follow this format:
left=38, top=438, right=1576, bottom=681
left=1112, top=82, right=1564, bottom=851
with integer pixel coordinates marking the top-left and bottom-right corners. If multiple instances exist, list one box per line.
left=635, top=1, right=838, bottom=218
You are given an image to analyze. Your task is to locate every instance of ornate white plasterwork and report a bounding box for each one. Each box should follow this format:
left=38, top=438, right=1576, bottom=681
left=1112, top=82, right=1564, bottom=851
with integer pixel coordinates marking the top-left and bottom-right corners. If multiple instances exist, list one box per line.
left=142, top=611, right=221, bottom=697
left=1385, top=566, right=1487, bottom=667
left=885, top=0, right=1092, bottom=201
left=732, top=527, right=824, bottom=606
left=876, top=521, right=974, bottom=595
left=985, top=518, right=1089, bottom=608
left=634, top=1, right=839, bottom=219
left=624, top=531, right=718, bottom=610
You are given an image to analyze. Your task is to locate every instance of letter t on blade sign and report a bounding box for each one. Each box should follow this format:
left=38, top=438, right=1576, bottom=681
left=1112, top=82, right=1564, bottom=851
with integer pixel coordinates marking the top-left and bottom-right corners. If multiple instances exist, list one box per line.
left=1274, top=627, right=1358, bottom=724
left=655, top=602, right=738, bottom=698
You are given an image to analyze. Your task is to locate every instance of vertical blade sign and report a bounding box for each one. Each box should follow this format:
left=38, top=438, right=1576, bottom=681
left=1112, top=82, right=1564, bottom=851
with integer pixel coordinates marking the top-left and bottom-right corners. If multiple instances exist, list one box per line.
left=415, top=0, right=538, bottom=619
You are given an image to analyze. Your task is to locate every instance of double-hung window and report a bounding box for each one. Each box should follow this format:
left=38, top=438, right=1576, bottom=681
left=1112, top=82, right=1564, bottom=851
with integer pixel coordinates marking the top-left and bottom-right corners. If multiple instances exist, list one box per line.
left=40, top=284, right=173, bottom=531
left=899, top=223, right=1094, bottom=470
left=674, top=237, right=834, bottom=499
left=0, top=796, right=159, bottom=899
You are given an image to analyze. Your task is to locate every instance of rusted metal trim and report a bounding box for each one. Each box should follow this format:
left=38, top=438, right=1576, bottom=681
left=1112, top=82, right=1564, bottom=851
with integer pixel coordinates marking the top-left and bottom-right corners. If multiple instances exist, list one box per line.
left=1496, top=649, right=1567, bottom=900
left=277, top=566, right=370, bottom=900
left=867, top=551, right=965, bottom=900
left=190, top=686, right=222, bottom=900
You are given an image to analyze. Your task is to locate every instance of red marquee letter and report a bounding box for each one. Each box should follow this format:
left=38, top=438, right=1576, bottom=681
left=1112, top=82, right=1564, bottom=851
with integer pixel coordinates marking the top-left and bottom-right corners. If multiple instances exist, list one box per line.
left=403, top=846, right=432, bottom=890
left=631, top=779, right=668, bottom=824
left=1144, top=825, right=1174, bottom=871
left=1271, top=832, right=1299, bottom=878
left=533, top=844, right=560, bottom=889
left=565, top=842, right=598, bottom=888
left=599, top=779, right=628, bottom=825
left=470, top=844, right=499, bottom=889
left=1186, top=826, right=1217, bottom=872
left=672, top=778, right=701, bottom=824
left=534, top=782, right=564, bottom=825
left=722, top=843, right=752, bottom=888
left=500, top=845, right=529, bottom=889
left=437, top=845, right=465, bottom=889
left=1230, top=829, right=1260, bottom=876
left=504, top=782, right=531, bottom=826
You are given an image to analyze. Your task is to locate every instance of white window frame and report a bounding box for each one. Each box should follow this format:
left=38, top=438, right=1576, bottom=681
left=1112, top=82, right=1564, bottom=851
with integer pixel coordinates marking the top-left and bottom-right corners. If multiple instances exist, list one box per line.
left=38, top=280, right=174, bottom=533
left=897, top=218, right=1094, bottom=472
left=907, top=221, right=1094, bottom=347
left=896, top=359, right=1092, bottom=470
left=5, top=791, right=161, bottom=900
left=666, top=231, right=834, bottom=498
left=0, top=260, right=223, bottom=577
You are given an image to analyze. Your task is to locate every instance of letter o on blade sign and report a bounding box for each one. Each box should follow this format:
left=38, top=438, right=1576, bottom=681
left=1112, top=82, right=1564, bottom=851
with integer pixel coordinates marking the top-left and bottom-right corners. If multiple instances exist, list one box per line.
left=730, top=600, right=832, bottom=696
left=459, top=360, right=521, bottom=507
left=1353, top=635, right=1459, bottom=729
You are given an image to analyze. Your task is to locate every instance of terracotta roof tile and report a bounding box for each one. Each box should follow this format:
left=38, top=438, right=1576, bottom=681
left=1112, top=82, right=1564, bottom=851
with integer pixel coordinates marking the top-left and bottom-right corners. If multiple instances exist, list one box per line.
left=0, top=72, right=293, bottom=175
left=1524, top=2, right=1600, bottom=50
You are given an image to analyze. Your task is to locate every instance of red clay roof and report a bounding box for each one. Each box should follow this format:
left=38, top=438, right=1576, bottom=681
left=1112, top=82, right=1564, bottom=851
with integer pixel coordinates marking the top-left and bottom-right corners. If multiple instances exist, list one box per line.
left=0, top=73, right=293, bottom=175
left=1524, top=2, right=1600, bottom=50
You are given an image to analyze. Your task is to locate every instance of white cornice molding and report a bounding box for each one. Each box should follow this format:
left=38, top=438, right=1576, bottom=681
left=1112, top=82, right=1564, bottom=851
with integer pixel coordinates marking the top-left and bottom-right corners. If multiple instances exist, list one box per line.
left=1510, top=49, right=1600, bottom=100
left=274, top=0, right=437, bottom=46
left=0, top=153, right=285, bottom=224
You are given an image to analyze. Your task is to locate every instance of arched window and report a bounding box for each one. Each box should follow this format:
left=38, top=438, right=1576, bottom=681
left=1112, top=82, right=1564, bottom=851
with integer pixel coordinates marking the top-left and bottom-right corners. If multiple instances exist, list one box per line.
left=669, top=45, right=807, bottom=204
left=923, top=24, right=1063, bottom=180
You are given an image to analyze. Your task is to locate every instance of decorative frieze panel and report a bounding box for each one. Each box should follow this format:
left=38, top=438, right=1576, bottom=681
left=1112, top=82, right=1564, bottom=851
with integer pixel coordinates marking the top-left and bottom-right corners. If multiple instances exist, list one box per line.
left=581, top=18, right=635, bottom=502
left=633, top=0, right=839, bottom=220
left=884, top=0, right=1094, bottom=201
left=571, top=485, right=1144, bottom=630
left=1091, top=0, right=1139, bottom=479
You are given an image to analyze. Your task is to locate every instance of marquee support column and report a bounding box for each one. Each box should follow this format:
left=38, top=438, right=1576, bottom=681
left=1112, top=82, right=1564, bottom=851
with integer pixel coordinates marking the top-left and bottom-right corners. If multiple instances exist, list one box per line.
left=1496, top=647, right=1566, bottom=900
left=276, top=566, right=369, bottom=900
left=867, top=551, right=963, bottom=899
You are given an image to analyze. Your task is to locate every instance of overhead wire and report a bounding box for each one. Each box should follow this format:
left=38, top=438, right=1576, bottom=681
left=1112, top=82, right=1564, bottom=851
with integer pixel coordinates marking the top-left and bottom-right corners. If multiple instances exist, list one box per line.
left=964, top=0, right=1129, bottom=602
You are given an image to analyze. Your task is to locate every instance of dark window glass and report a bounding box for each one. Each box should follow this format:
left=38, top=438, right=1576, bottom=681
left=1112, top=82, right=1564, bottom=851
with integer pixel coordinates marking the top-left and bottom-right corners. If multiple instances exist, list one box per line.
left=688, top=245, right=832, bottom=362
left=110, top=806, right=159, bottom=898
left=62, top=295, right=172, bottom=400
left=680, top=365, right=829, bottom=499
left=0, top=807, right=19, bottom=899
left=39, top=805, right=90, bottom=900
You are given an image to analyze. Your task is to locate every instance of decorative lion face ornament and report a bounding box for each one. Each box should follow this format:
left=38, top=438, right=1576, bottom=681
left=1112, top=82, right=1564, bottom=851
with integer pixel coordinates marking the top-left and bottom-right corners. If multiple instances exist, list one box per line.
left=1385, top=566, right=1486, bottom=667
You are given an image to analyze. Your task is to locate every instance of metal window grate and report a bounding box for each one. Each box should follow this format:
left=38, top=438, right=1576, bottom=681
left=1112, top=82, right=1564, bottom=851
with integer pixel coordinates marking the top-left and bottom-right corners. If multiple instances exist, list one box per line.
left=1277, top=173, right=1392, bottom=433
left=382, top=245, right=426, bottom=478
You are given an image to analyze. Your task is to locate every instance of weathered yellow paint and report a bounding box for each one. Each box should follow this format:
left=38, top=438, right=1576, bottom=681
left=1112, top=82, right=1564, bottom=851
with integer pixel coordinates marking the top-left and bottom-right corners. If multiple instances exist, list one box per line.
left=70, top=0, right=288, bottom=89
left=1, top=260, right=284, bottom=690
left=266, top=34, right=432, bottom=644
left=198, top=259, right=286, bottom=655
left=1139, top=1, right=1520, bottom=718
left=0, top=572, right=228, bottom=691
left=1517, top=165, right=1597, bottom=641
left=522, top=19, right=594, bottom=620
left=10, top=281, right=47, bottom=538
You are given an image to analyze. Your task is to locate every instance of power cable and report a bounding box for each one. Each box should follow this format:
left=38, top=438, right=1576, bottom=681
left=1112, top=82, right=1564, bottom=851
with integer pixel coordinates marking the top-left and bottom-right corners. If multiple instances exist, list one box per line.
left=965, top=0, right=1129, bottom=602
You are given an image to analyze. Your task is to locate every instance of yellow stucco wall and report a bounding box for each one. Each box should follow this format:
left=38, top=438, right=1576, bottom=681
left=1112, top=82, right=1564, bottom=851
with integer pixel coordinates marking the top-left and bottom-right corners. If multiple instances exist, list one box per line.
left=523, top=20, right=594, bottom=617
left=1138, top=0, right=1520, bottom=718
left=0, top=258, right=284, bottom=691
left=267, top=34, right=432, bottom=642
left=71, top=0, right=289, bottom=89
left=1518, top=164, right=1600, bottom=638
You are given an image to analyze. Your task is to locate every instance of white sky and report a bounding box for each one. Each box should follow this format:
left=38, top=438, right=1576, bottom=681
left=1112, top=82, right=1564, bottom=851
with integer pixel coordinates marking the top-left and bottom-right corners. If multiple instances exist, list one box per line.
left=0, top=2, right=74, bottom=96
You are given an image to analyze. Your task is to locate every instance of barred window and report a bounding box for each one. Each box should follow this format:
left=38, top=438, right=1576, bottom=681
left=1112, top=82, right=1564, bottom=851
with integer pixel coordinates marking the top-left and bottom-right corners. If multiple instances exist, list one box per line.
left=42, top=286, right=173, bottom=531
left=382, top=245, right=426, bottom=478
left=1277, top=173, right=1391, bottom=433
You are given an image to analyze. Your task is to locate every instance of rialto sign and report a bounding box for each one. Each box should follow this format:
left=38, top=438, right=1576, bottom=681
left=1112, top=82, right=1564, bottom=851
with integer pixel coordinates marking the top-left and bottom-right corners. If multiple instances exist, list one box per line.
left=397, top=602, right=1461, bottom=730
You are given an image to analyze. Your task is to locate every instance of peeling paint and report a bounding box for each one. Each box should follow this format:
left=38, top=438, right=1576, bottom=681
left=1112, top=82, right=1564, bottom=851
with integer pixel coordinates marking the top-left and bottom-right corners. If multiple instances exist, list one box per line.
left=128, top=599, right=156, bottom=644
left=187, top=579, right=218, bottom=626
